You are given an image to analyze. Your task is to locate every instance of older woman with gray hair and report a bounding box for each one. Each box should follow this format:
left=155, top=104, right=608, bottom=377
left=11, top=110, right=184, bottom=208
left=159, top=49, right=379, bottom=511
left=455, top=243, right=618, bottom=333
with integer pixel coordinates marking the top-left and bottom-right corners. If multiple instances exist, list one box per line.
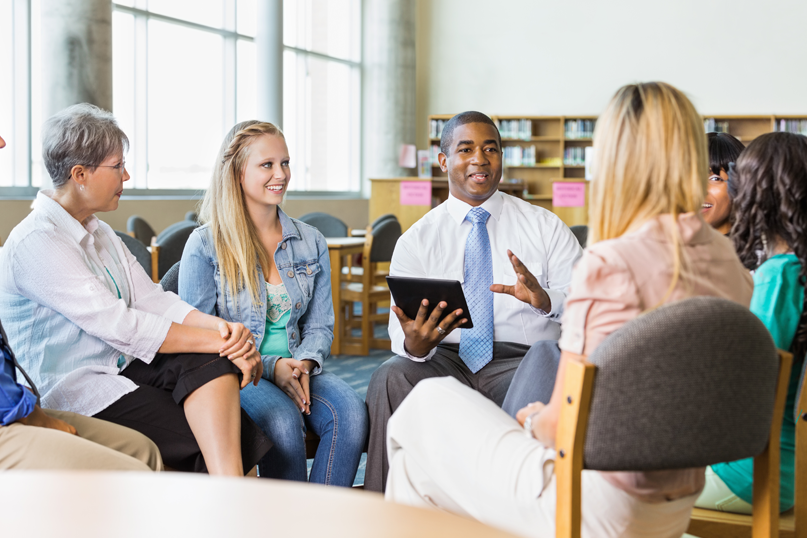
left=0, top=103, right=271, bottom=475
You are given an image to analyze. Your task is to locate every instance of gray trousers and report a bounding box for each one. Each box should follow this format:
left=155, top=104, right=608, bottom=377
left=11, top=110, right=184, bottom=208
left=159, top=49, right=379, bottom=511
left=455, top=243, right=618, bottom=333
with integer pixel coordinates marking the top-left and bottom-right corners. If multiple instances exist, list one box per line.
left=364, top=341, right=531, bottom=493
left=501, top=340, right=561, bottom=418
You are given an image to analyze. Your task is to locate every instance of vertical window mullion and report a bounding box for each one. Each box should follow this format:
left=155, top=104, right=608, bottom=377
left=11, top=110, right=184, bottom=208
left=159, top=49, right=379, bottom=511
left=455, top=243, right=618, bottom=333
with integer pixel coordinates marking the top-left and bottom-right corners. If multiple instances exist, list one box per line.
left=133, top=12, right=148, bottom=188
left=13, top=0, right=31, bottom=188
left=223, top=0, right=236, bottom=130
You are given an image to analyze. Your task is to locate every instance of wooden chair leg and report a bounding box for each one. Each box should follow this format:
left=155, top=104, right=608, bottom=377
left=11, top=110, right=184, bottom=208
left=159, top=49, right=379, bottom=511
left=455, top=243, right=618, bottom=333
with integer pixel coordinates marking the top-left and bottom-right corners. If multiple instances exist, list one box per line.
left=751, top=350, right=793, bottom=538
left=555, top=359, right=596, bottom=538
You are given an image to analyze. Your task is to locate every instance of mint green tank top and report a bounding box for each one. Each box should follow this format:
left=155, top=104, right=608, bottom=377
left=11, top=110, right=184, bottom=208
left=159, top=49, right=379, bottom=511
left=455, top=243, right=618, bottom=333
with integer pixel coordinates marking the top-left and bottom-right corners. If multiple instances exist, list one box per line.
left=258, top=282, right=292, bottom=357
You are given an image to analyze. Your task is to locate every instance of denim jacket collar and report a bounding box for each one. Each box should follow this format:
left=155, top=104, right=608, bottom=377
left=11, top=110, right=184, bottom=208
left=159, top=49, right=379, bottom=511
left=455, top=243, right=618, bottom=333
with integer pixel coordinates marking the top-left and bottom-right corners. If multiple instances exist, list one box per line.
left=278, top=207, right=302, bottom=242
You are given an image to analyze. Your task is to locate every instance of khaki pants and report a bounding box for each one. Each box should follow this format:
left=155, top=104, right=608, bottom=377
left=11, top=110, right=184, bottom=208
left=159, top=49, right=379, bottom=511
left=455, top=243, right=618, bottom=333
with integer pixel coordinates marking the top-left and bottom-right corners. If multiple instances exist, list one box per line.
left=0, top=409, right=162, bottom=471
left=386, top=377, right=698, bottom=538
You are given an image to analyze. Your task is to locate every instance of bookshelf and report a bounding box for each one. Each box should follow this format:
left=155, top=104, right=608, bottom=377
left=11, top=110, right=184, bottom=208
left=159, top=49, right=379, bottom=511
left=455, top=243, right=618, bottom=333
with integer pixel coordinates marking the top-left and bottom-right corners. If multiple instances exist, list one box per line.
left=426, top=113, right=807, bottom=226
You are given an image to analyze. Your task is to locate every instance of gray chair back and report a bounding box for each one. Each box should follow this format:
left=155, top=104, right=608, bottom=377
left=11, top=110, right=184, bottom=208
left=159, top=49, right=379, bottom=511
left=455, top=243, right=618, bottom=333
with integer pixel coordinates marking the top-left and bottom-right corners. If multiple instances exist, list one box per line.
left=160, top=261, right=181, bottom=294
left=156, top=220, right=199, bottom=244
left=298, top=212, right=348, bottom=237
left=583, top=296, right=779, bottom=471
left=570, top=225, right=588, bottom=249
left=115, top=230, right=151, bottom=276
left=369, top=218, right=402, bottom=263
left=371, top=213, right=398, bottom=230
left=156, top=221, right=197, bottom=279
left=127, top=215, right=156, bottom=246
left=185, top=211, right=199, bottom=224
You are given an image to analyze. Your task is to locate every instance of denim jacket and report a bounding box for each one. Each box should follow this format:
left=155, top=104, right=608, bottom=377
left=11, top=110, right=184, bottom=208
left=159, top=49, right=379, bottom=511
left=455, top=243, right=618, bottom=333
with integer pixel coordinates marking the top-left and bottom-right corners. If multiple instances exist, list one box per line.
left=179, top=208, right=334, bottom=382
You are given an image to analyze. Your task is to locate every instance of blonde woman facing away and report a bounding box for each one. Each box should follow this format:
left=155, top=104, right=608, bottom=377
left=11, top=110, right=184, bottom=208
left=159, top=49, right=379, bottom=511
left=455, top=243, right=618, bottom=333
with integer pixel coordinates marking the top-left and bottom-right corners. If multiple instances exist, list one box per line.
left=0, top=104, right=272, bottom=475
left=179, top=121, right=368, bottom=485
left=383, top=83, right=753, bottom=537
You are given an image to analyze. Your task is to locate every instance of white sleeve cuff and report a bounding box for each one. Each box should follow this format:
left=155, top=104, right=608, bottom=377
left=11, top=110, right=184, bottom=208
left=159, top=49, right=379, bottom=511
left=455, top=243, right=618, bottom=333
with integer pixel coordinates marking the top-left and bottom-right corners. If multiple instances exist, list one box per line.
left=167, top=301, right=197, bottom=325
left=529, top=288, right=566, bottom=320
left=399, top=344, right=437, bottom=362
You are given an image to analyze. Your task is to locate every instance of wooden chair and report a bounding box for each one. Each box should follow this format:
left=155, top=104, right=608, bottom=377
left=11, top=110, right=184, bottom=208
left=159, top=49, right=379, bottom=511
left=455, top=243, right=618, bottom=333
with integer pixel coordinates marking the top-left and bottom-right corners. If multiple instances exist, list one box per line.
left=127, top=215, right=156, bottom=246
left=553, top=297, right=791, bottom=538
left=687, top=359, right=807, bottom=538
left=338, top=220, right=400, bottom=355
left=150, top=221, right=197, bottom=281
left=342, top=215, right=401, bottom=284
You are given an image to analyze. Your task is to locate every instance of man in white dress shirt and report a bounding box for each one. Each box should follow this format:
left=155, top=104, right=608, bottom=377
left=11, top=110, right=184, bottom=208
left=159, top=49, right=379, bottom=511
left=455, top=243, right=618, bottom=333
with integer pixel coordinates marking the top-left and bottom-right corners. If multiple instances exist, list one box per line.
left=364, top=111, right=582, bottom=492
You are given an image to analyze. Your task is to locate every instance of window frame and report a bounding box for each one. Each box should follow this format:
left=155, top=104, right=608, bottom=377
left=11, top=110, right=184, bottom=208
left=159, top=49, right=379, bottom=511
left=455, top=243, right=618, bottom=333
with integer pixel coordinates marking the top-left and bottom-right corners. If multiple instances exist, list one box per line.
left=0, top=0, right=363, bottom=199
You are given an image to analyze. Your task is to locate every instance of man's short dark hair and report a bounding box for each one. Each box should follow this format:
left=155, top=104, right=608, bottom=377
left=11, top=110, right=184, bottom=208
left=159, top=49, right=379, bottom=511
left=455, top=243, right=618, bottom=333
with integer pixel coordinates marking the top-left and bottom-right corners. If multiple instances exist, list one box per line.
left=440, top=111, right=501, bottom=155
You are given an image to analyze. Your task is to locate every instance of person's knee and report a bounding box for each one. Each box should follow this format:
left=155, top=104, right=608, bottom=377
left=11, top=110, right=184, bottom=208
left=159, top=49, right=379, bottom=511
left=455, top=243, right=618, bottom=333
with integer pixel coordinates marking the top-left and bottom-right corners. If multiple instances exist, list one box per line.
left=122, top=432, right=163, bottom=471
left=366, top=356, right=417, bottom=404
left=525, top=340, right=561, bottom=361
left=261, top=407, right=306, bottom=452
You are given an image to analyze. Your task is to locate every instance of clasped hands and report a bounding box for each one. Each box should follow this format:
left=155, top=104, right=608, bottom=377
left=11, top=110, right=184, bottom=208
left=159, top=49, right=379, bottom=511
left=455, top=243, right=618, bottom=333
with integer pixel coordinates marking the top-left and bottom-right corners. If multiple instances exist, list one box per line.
left=215, top=320, right=315, bottom=414
left=216, top=320, right=262, bottom=389
left=393, top=250, right=551, bottom=358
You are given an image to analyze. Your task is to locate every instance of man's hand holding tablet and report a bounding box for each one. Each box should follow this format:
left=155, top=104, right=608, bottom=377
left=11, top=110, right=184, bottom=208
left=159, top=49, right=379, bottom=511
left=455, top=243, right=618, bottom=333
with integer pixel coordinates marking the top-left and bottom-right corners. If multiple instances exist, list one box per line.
left=490, top=250, right=552, bottom=313
left=391, top=300, right=468, bottom=359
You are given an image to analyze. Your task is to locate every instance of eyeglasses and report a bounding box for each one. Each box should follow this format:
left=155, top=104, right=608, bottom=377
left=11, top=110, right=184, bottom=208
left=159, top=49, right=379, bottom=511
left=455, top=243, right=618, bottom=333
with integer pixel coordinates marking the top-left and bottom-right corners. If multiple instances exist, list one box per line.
left=90, top=160, right=127, bottom=174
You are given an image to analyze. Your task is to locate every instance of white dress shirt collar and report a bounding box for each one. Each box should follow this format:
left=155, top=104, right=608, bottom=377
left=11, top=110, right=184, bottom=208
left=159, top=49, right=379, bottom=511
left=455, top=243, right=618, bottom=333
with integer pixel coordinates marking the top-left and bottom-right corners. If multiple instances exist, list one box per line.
left=34, top=190, right=100, bottom=244
left=446, top=191, right=504, bottom=225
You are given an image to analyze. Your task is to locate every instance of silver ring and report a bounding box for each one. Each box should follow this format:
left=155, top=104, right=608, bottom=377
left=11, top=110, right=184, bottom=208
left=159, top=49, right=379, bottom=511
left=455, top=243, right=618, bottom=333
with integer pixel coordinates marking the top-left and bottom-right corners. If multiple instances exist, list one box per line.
left=436, top=326, right=446, bottom=335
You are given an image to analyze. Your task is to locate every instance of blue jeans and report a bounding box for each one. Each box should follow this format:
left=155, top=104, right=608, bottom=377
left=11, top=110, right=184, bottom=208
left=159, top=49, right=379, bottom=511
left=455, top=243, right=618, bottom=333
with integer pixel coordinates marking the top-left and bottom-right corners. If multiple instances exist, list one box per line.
left=239, top=371, right=368, bottom=486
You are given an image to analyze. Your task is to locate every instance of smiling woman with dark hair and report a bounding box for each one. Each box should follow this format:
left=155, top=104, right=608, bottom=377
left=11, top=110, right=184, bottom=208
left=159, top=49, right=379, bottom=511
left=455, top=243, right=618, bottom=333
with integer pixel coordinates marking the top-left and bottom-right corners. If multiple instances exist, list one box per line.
left=703, top=132, right=745, bottom=235
left=696, top=131, right=807, bottom=514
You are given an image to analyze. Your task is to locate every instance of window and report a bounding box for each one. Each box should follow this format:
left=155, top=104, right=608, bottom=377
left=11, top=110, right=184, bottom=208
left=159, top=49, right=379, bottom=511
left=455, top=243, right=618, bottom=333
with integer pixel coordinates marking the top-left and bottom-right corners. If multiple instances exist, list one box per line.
left=282, top=0, right=361, bottom=192
left=0, top=0, right=362, bottom=196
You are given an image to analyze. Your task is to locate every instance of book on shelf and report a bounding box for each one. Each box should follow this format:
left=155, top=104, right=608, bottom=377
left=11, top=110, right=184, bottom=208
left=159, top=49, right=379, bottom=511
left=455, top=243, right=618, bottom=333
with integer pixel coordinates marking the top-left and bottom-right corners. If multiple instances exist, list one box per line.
left=430, top=144, right=441, bottom=165
left=565, top=119, right=594, bottom=139
left=775, top=119, right=807, bottom=135
left=496, top=119, right=533, bottom=140
left=504, top=145, right=537, bottom=167
left=429, top=119, right=447, bottom=139
left=703, top=118, right=730, bottom=134
left=564, top=147, right=586, bottom=166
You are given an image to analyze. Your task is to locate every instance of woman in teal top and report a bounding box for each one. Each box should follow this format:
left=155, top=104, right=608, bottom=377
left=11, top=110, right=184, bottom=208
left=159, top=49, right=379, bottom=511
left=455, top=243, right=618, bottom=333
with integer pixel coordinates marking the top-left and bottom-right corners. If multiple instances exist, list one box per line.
left=695, top=132, right=807, bottom=514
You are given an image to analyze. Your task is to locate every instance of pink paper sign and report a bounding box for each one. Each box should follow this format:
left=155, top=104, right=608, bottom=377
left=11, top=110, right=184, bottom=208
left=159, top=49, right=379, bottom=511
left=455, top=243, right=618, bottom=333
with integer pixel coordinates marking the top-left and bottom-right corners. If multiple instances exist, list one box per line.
left=552, top=182, right=586, bottom=207
left=400, top=181, right=432, bottom=206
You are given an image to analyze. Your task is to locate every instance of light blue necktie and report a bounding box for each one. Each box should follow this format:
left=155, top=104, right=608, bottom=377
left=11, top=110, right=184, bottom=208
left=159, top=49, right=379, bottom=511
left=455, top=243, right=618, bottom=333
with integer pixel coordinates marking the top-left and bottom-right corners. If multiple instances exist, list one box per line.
left=459, top=207, right=494, bottom=373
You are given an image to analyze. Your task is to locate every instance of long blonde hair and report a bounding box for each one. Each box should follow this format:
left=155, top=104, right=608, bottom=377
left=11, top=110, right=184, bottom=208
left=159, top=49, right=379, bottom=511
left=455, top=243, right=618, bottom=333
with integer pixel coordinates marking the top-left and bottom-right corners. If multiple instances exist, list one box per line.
left=589, top=82, right=708, bottom=298
left=199, top=120, right=286, bottom=303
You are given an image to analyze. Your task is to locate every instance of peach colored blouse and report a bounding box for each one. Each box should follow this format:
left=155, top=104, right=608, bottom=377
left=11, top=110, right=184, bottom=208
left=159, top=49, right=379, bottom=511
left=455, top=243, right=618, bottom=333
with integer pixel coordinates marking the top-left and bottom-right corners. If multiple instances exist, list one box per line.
left=558, top=212, right=754, bottom=503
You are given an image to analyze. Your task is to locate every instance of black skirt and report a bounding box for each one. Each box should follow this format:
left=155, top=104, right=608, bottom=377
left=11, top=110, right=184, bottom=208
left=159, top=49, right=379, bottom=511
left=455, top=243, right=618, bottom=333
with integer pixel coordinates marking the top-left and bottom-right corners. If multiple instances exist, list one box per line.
left=94, top=352, right=272, bottom=473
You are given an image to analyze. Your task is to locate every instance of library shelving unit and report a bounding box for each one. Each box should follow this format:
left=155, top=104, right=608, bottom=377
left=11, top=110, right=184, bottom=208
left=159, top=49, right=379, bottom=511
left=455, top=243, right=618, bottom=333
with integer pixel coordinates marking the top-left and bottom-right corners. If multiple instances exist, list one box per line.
left=424, top=113, right=807, bottom=227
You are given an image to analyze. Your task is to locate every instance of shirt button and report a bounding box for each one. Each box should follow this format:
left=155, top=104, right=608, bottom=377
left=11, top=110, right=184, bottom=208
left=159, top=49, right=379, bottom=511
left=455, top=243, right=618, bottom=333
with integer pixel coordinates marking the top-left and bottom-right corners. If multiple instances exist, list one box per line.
left=281, top=242, right=287, bottom=250
left=306, top=267, right=312, bottom=275
left=292, top=332, right=296, bottom=339
left=296, top=302, right=301, bottom=309
left=287, top=270, right=294, bottom=278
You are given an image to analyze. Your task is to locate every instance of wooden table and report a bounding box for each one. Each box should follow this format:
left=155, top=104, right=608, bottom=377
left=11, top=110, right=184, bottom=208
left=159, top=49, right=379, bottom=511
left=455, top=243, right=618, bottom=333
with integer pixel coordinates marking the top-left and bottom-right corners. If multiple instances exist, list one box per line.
left=0, top=472, right=519, bottom=538
left=326, top=237, right=366, bottom=355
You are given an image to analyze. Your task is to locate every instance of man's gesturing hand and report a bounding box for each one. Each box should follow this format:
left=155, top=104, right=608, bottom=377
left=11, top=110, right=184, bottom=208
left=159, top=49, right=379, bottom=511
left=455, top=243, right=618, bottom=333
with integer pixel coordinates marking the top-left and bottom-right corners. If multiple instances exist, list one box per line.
left=490, top=250, right=551, bottom=312
left=391, top=299, right=468, bottom=358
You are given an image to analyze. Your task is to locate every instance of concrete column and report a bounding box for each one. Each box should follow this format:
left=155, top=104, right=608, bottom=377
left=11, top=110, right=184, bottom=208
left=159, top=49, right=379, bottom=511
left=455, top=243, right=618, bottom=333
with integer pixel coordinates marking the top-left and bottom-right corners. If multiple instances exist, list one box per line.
left=361, top=0, right=417, bottom=196
left=41, top=0, right=113, bottom=117
left=256, top=0, right=284, bottom=127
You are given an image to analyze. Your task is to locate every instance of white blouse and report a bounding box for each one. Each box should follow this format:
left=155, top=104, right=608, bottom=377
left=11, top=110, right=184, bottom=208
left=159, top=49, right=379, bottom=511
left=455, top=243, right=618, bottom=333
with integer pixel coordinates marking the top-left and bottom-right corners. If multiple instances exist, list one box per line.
left=0, top=191, right=195, bottom=416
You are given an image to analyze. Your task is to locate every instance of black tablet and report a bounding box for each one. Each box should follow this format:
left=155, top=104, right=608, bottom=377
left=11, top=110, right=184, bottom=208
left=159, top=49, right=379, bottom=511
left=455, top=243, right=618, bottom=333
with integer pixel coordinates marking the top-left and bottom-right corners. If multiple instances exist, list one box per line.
left=386, top=276, right=474, bottom=329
